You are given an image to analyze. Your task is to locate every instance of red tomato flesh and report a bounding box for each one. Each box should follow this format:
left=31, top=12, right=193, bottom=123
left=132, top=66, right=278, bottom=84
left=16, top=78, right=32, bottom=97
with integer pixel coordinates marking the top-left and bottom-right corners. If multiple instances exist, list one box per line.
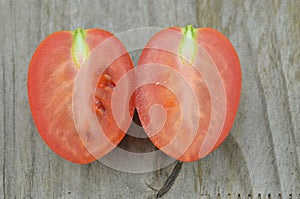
left=136, top=26, right=241, bottom=162
left=28, top=28, right=134, bottom=164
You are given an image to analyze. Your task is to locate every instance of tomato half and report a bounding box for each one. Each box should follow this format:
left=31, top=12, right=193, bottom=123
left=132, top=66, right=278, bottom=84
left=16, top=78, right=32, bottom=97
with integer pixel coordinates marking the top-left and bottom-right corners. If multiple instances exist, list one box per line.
left=28, top=28, right=134, bottom=164
left=136, top=25, right=241, bottom=162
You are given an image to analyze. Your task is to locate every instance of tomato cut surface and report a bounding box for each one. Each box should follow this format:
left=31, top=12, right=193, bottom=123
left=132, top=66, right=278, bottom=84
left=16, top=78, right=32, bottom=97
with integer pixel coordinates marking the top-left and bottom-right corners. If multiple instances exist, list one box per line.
left=28, top=28, right=134, bottom=164
left=136, top=26, right=241, bottom=162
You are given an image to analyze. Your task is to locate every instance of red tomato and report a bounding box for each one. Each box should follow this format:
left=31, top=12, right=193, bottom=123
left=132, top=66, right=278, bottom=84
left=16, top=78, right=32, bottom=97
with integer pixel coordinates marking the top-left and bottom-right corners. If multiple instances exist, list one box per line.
left=28, top=28, right=134, bottom=164
left=136, top=25, right=242, bottom=162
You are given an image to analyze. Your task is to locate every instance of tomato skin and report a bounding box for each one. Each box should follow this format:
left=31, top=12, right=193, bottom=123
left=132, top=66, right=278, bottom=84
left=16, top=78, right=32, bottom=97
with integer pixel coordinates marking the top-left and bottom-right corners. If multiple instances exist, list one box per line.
left=136, top=26, right=241, bottom=162
left=197, top=28, right=242, bottom=151
left=28, top=29, right=134, bottom=164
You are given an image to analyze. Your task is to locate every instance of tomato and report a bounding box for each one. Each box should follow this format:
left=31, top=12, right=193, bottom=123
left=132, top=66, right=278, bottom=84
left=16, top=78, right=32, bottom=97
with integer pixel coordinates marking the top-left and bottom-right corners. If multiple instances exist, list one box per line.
left=28, top=28, right=134, bottom=164
left=135, top=25, right=241, bottom=162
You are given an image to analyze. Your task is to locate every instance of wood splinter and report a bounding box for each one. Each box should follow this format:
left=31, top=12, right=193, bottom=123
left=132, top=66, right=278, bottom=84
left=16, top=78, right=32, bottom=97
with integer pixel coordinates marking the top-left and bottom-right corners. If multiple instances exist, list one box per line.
left=146, top=161, right=183, bottom=198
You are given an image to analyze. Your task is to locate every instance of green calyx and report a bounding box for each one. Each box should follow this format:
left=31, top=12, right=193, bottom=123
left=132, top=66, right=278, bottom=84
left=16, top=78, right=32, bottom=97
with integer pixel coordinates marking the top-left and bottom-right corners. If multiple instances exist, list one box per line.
left=179, top=25, right=198, bottom=64
left=71, top=28, right=89, bottom=67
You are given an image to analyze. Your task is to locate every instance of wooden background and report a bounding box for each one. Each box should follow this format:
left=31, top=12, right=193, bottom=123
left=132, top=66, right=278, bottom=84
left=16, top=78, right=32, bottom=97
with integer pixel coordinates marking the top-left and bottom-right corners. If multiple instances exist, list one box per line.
left=0, top=0, right=299, bottom=198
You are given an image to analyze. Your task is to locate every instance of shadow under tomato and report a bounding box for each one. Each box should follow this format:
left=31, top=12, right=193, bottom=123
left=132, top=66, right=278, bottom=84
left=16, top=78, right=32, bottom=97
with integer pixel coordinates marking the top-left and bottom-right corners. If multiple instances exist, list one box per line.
left=117, top=109, right=158, bottom=153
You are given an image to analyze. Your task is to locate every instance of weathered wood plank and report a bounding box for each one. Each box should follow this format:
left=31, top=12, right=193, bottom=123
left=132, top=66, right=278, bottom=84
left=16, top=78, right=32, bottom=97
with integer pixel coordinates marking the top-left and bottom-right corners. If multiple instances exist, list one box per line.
left=0, top=0, right=299, bottom=199
left=0, top=1, right=5, bottom=196
left=1, top=1, right=17, bottom=198
left=196, top=0, right=300, bottom=196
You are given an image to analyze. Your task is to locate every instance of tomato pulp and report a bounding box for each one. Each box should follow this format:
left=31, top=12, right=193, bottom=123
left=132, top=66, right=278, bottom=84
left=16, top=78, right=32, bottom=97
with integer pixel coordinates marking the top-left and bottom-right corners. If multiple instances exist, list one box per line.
left=28, top=28, right=134, bottom=164
left=135, top=25, right=242, bottom=162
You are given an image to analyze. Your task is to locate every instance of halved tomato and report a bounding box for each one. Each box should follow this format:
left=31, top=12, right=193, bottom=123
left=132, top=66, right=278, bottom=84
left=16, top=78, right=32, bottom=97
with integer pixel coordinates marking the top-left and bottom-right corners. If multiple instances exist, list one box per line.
left=28, top=28, right=134, bottom=164
left=136, top=25, right=241, bottom=162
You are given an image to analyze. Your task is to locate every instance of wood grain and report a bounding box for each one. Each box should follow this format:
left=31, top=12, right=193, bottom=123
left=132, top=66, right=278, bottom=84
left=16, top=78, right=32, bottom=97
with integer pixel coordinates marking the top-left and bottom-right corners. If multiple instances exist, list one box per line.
left=0, top=0, right=299, bottom=198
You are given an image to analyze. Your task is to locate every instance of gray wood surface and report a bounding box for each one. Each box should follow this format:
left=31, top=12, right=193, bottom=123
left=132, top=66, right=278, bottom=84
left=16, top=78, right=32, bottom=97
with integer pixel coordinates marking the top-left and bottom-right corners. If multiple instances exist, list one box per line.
left=0, top=0, right=299, bottom=198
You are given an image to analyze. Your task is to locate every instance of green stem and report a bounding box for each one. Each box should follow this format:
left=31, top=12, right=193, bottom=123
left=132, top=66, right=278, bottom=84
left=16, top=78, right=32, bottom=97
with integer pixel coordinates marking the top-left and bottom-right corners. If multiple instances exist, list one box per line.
left=71, top=28, right=89, bottom=67
left=179, top=25, right=198, bottom=64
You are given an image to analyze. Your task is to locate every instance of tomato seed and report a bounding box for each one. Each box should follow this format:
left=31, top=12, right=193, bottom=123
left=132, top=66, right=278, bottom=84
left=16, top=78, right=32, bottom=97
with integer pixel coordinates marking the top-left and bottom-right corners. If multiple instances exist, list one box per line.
left=95, top=96, right=106, bottom=117
left=98, top=74, right=116, bottom=88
